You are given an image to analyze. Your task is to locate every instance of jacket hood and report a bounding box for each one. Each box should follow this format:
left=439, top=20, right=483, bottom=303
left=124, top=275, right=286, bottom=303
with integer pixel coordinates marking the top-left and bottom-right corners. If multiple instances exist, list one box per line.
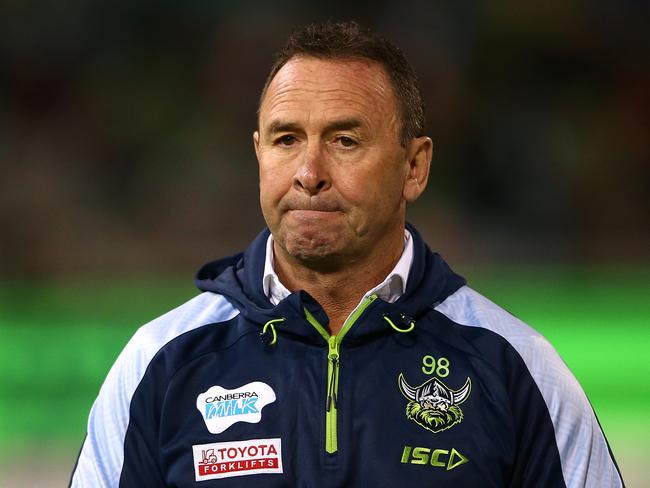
left=195, top=224, right=466, bottom=341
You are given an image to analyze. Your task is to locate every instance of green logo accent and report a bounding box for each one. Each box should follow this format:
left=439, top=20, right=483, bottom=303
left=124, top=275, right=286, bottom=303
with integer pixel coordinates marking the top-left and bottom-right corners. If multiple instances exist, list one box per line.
left=447, top=448, right=469, bottom=470
left=398, top=373, right=471, bottom=433
left=401, top=445, right=469, bottom=470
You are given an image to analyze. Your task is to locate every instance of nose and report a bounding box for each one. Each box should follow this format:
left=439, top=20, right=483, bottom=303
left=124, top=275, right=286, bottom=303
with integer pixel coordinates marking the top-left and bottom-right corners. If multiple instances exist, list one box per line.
left=293, top=143, right=331, bottom=195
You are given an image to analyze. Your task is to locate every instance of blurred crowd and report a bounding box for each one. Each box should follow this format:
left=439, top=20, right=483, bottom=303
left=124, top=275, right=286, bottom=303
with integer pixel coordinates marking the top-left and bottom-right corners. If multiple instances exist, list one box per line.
left=1, top=1, right=648, bottom=278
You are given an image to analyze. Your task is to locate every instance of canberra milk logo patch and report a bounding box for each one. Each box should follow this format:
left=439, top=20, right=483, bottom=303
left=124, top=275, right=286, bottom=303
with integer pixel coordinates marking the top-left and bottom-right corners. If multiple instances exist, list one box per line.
left=196, top=382, right=276, bottom=434
left=192, top=438, right=282, bottom=481
left=398, top=373, right=471, bottom=433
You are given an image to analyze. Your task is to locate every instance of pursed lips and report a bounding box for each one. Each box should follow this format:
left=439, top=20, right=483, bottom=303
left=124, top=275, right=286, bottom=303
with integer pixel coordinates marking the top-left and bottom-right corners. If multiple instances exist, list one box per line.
left=280, top=199, right=343, bottom=214
left=286, top=208, right=342, bottom=218
left=284, top=206, right=344, bottom=223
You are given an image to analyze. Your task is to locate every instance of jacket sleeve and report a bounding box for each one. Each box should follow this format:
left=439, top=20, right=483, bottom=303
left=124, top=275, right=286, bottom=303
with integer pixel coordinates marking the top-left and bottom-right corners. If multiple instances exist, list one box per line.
left=68, top=327, right=166, bottom=487
left=435, top=286, right=625, bottom=488
left=69, top=292, right=239, bottom=487
left=502, top=336, right=624, bottom=487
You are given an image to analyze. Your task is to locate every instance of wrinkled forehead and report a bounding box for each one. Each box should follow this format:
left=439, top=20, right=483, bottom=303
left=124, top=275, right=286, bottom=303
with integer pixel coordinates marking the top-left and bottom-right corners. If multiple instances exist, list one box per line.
left=258, top=56, right=399, bottom=131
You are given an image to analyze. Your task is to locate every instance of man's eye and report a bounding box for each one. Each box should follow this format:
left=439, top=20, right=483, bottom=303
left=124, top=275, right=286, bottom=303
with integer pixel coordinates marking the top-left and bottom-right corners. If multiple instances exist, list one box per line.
left=338, top=136, right=356, bottom=147
left=277, top=135, right=296, bottom=146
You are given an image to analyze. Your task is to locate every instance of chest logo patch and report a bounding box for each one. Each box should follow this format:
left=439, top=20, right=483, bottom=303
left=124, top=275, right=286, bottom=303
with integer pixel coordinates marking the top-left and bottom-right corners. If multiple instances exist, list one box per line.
left=398, top=373, right=471, bottom=433
left=196, top=382, right=276, bottom=434
left=192, top=438, right=283, bottom=481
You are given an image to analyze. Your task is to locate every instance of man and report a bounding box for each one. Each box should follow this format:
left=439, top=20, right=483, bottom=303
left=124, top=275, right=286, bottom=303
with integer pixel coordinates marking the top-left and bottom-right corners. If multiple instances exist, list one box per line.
left=70, top=21, right=624, bottom=487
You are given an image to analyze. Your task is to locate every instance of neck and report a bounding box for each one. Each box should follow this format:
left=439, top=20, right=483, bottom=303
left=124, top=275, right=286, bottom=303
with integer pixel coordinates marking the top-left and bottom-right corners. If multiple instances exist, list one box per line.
left=272, top=226, right=405, bottom=335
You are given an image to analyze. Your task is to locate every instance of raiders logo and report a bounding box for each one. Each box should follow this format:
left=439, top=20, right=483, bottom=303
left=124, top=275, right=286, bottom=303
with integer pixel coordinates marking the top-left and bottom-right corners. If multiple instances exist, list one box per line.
left=398, top=373, right=471, bottom=433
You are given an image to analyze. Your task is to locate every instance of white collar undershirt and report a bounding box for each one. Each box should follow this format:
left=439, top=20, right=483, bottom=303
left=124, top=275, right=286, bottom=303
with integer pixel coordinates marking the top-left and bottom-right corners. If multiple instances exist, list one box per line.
left=262, top=229, right=414, bottom=307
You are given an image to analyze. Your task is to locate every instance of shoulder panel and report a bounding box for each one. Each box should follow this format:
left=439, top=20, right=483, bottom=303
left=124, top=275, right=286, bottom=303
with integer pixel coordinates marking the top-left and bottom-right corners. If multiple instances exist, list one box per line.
left=69, top=292, right=239, bottom=488
left=435, top=286, right=623, bottom=488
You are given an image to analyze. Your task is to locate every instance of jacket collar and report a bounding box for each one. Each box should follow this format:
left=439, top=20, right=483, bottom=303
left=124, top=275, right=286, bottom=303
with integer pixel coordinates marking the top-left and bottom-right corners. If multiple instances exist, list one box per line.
left=195, top=224, right=466, bottom=344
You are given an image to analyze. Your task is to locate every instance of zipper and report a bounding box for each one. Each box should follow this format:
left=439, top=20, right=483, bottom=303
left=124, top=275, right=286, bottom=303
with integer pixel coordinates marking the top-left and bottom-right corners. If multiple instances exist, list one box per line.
left=325, top=336, right=339, bottom=453
left=304, top=294, right=378, bottom=454
left=326, top=336, right=339, bottom=412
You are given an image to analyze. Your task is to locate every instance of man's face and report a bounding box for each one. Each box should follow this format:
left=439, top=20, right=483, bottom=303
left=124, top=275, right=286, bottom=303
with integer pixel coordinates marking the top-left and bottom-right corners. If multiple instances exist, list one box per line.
left=255, top=56, right=427, bottom=268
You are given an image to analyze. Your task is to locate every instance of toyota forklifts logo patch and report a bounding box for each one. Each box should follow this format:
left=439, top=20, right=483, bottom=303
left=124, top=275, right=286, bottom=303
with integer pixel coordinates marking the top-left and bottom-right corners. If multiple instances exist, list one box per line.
left=197, top=382, right=276, bottom=434
left=192, top=438, right=283, bottom=481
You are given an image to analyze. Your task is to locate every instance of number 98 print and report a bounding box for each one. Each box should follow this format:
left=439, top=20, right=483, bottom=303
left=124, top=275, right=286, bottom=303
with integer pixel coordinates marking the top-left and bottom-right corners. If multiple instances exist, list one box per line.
left=421, top=355, right=450, bottom=377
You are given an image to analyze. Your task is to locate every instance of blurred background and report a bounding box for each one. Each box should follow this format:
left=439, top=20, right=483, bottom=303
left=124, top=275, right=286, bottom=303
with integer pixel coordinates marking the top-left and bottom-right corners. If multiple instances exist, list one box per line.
left=0, top=1, right=648, bottom=486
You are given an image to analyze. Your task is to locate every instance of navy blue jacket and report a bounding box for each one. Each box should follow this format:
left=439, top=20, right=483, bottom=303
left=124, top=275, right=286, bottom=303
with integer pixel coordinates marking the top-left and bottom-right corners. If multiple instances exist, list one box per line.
left=70, top=226, right=623, bottom=487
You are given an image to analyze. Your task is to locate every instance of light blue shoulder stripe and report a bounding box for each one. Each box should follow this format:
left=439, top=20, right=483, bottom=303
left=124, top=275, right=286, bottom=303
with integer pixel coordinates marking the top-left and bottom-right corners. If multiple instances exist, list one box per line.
left=70, top=292, right=239, bottom=488
left=435, top=285, right=622, bottom=488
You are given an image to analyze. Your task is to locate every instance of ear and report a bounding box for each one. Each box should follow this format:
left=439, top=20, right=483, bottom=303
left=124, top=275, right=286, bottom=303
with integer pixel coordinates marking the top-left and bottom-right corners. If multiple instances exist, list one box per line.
left=253, top=131, right=260, bottom=160
left=402, top=136, right=432, bottom=203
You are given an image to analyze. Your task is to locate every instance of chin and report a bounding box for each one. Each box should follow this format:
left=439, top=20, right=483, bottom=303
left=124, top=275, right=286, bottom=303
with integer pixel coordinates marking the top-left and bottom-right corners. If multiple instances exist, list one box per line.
left=282, top=233, right=348, bottom=267
left=287, top=236, right=337, bottom=259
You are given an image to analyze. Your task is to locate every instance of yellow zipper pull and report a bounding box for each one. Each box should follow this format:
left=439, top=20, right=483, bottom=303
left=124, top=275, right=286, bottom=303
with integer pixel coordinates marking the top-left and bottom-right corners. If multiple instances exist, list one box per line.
left=327, top=336, right=339, bottom=411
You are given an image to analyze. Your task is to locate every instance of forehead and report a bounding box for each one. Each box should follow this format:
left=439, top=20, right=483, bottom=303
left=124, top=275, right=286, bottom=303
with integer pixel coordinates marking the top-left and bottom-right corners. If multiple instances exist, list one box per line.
left=259, top=56, right=398, bottom=129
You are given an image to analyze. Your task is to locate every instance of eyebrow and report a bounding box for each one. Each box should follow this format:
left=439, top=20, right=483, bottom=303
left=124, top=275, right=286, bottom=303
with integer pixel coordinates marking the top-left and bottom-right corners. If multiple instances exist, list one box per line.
left=265, top=117, right=364, bottom=135
left=266, top=120, right=300, bottom=135
left=323, top=117, right=363, bottom=132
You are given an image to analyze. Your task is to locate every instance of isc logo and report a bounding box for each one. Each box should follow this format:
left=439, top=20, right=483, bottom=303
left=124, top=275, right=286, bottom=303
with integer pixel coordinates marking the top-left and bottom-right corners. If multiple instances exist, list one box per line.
left=400, top=445, right=469, bottom=471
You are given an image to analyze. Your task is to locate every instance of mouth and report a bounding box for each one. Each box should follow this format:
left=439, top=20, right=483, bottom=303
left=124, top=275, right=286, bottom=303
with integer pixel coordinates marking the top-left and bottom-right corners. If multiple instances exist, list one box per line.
left=287, top=209, right=342, bottom=218
left=279, top=197, right=344, bottom=221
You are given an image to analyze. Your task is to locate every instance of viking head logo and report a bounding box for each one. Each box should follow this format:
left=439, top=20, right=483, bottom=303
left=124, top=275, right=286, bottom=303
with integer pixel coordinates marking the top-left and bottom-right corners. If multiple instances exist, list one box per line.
left=398, top=373, right=471, bottom=433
